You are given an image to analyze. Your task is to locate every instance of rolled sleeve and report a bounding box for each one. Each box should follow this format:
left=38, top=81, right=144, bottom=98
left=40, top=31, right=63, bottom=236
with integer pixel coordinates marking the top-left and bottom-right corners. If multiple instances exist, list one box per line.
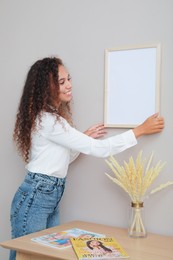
left=89, top=130, right=137, bottom=158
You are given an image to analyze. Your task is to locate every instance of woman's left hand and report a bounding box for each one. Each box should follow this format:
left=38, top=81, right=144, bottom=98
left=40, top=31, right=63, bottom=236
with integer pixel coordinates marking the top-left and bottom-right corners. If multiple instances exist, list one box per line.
left=84, top=123, right=107, bottom=139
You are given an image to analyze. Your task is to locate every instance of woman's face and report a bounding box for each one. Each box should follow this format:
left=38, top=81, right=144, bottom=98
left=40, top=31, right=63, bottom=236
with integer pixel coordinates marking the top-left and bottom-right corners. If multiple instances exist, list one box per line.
left=58, top=65, right=72, bottom=103
left=89, top=240, right=101, bottom=247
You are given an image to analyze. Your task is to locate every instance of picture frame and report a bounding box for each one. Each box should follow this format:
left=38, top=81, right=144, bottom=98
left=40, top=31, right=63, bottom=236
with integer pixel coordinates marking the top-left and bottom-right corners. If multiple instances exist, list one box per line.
left=104, top=43, right=161, bottom=128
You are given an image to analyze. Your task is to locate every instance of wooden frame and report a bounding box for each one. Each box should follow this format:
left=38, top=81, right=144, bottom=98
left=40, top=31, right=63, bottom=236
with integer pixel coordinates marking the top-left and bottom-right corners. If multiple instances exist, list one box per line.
left=104, top=43, right=161, bottom=128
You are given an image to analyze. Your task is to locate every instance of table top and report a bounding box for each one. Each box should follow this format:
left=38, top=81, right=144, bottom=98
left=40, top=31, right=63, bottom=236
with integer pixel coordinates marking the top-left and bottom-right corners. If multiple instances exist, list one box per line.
left=1, top=220, right=173, bottom=260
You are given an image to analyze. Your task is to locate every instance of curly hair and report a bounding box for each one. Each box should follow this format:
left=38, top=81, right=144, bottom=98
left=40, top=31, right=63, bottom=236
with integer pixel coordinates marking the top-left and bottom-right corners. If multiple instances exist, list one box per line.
left=13, top=57, right=72, bottom=163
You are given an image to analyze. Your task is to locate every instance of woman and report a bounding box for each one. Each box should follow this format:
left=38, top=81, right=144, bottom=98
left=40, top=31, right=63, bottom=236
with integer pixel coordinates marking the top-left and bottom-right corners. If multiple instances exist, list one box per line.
left=10, top=57, right=164, bottom=260
left=86, top=240, right=120, bottom=257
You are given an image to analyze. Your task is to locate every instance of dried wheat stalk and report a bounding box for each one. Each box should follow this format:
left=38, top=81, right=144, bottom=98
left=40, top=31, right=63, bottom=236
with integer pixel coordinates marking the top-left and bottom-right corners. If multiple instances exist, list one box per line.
left=105, top=151, right=172, bottom=203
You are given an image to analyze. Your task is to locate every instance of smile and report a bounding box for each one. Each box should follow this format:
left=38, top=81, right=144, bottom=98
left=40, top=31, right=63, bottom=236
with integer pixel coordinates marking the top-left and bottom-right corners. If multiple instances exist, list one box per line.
left=64, top=90, right=72, bottom=95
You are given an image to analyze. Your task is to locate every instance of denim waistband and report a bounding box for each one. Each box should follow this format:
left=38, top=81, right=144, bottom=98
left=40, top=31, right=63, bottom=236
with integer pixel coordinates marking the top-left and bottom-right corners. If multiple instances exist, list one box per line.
left=26, top=171, right=66, bottom=186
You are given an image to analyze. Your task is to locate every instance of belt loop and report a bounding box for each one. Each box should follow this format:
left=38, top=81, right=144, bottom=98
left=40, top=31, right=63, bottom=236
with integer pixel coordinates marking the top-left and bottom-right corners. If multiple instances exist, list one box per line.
left=58, top=177, right=66, bottom=186
left=58, top=178, right=62, bottom=186
left=28, top=172, right=36, bottom=179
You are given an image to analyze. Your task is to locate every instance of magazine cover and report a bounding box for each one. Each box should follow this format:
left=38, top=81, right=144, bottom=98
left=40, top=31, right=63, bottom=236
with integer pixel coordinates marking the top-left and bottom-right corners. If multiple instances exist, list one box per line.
left=70, top=237, right=129, bottom=259
left=31, top=228, right=105, bottom=249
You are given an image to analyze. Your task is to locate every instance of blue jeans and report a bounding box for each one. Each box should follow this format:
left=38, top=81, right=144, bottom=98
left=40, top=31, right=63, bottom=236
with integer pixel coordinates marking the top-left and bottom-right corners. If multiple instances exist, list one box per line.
left=9, top=172, right=66, bottom=260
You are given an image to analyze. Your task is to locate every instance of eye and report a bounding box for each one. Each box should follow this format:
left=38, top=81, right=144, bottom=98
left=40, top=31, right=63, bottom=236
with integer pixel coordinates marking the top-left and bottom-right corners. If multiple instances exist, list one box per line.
left=68, top=75, right=71, bottom=81
left=59, top=79, right=65, bottom=85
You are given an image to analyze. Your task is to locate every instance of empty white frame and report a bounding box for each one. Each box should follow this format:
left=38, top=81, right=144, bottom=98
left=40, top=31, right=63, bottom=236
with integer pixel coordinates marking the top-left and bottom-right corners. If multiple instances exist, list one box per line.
left=104, top=44, right=161, bottom=128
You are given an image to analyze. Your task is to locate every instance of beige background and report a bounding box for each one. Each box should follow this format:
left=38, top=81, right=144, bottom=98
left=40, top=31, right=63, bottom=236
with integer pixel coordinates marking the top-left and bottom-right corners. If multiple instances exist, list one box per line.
left=0, top=0, right=173, bottom=259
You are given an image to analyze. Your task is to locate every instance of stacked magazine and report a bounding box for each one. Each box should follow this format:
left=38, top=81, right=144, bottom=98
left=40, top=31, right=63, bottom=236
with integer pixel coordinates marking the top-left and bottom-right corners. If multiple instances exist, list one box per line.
left=31, top=228, right=129, bottom=258
left=31, top=228, right=105, bottom=249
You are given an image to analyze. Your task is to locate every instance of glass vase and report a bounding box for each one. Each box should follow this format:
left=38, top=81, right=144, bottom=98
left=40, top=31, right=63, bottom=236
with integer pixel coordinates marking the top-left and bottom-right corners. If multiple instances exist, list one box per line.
left=128, top=202, right=147, bottom=238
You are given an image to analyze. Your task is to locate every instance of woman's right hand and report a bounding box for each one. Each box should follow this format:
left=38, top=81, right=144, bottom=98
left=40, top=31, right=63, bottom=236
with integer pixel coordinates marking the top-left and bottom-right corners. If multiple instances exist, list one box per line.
left=133, top=113, right=164, bottom=138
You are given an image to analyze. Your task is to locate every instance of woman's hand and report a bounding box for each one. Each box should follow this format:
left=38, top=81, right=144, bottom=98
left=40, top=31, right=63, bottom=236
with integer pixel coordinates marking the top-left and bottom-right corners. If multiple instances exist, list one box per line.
left=133, top=113, right=164, bottom=138
left=84, top=123, right=107, bottom=139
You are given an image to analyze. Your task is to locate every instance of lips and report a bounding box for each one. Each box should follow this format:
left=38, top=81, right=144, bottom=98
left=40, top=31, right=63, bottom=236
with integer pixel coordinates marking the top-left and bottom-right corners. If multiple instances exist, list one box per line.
left=64, top=90, right=72, bottom=95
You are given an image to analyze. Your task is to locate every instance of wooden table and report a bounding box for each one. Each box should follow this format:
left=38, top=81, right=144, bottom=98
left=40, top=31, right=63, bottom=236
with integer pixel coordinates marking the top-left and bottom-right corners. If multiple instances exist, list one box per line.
left=1, top=220, right=173, bottom=259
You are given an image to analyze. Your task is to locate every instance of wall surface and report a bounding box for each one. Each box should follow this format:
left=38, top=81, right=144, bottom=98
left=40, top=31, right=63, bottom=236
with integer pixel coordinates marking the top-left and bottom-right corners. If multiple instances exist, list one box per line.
left=0, top=0, right=173, bottom=258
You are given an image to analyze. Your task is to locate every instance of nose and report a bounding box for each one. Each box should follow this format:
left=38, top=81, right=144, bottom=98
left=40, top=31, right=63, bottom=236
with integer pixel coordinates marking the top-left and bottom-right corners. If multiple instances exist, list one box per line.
left=65, top=79, right=72, bottom=89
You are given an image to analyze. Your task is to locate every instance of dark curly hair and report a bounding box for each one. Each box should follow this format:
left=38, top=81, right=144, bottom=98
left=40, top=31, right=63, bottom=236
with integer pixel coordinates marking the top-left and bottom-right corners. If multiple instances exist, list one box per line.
left=13, top=57, right=72, bottom=163
left=86, top=240, right=112, bottom=252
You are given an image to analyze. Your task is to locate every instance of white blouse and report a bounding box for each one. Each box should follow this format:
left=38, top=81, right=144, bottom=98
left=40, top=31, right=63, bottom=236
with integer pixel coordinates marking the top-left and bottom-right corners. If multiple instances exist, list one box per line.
left=26, top=112, right=137, bottom=178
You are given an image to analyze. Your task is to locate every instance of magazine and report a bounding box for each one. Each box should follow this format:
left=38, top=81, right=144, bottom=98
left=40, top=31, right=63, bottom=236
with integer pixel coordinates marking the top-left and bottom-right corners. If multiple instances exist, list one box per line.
left=70, top=237, right=129, bottom=259
left=31, top=228, right=105, bottom=249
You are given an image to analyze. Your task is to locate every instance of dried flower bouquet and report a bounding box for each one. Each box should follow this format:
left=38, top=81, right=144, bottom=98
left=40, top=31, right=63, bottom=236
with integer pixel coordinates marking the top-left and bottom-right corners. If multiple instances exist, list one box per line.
left=105, top=151, right=173, bottom=237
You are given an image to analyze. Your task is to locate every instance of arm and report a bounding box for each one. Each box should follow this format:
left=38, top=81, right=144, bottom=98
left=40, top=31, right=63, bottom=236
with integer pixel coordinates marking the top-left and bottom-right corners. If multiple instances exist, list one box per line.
left=41, top=115, right=136, bottom=158
left=41, top=113, right=164, bottom=158
left=70, top=124, right=107, bottom=163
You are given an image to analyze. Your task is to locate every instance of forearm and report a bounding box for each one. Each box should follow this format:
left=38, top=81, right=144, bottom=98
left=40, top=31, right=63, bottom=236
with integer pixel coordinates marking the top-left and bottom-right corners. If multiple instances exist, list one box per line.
left=132, top=125, right=144, bottom=138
